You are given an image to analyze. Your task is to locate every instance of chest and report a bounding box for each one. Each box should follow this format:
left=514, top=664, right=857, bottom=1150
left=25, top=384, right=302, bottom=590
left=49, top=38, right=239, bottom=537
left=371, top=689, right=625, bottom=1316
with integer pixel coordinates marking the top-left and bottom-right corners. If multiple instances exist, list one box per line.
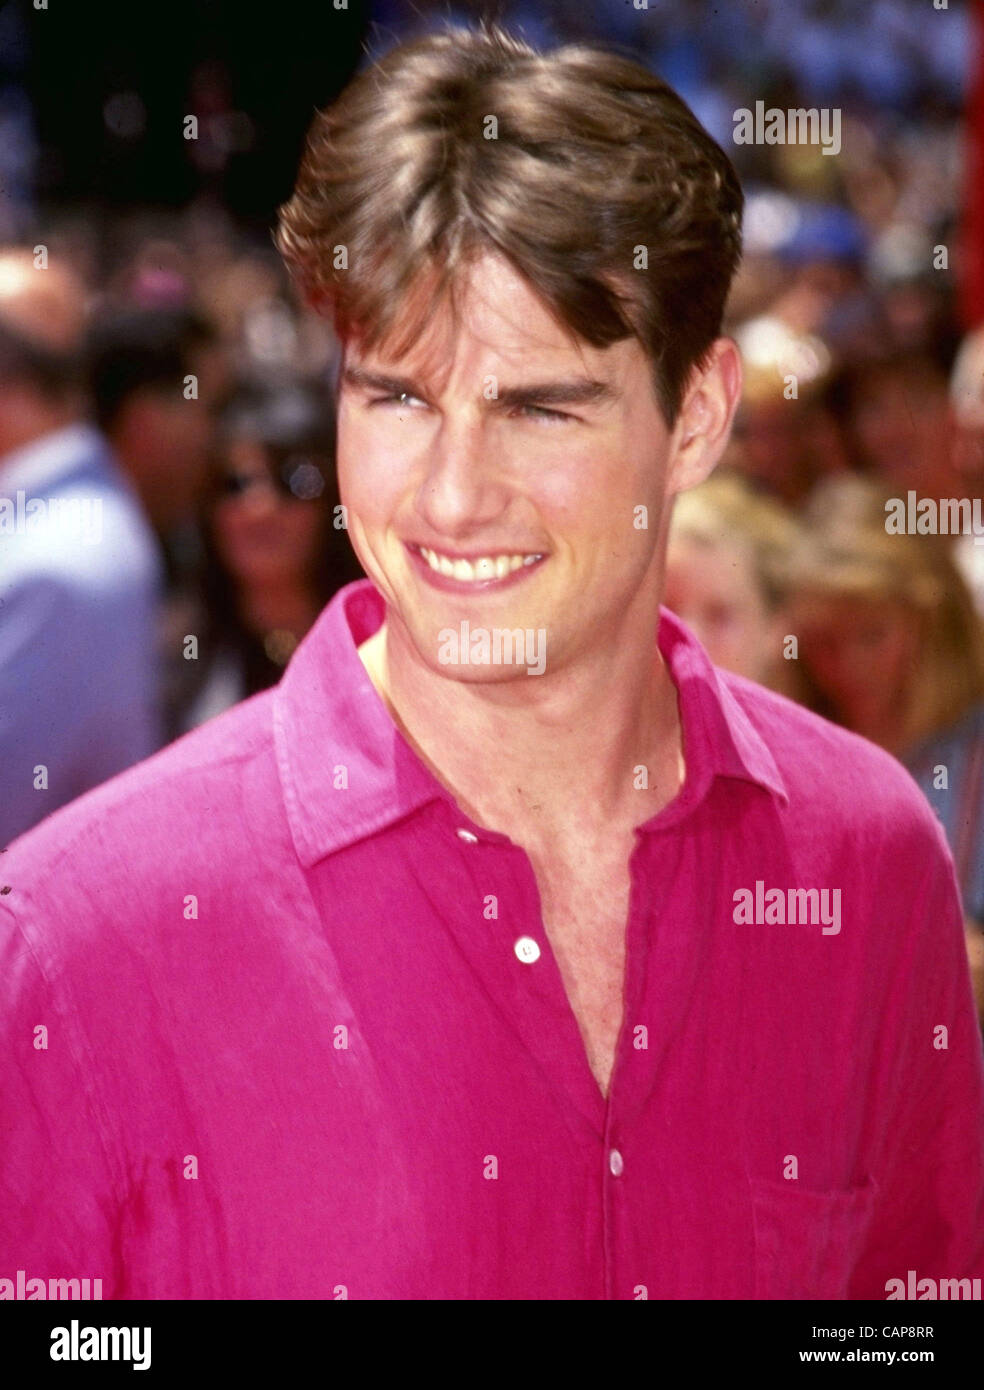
left=529, top=846, right=634, bottom=1097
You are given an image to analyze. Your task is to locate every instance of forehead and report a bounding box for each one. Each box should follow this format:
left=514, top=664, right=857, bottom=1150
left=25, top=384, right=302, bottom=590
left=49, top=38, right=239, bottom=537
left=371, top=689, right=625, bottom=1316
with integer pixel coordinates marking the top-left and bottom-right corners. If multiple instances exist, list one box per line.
left=349, top=251, right=642, bottom=391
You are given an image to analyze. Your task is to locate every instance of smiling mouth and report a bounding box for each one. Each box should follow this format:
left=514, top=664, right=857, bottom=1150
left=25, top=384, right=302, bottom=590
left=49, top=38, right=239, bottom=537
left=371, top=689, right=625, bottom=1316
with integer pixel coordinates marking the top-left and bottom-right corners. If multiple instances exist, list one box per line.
left=409, top=543, right=545, bottom=584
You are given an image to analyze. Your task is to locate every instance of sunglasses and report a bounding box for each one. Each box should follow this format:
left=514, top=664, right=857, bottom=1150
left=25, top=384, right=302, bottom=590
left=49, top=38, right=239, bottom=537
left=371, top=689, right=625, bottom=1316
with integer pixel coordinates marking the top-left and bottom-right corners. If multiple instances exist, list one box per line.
left=219, top=453, right=326, bottom=502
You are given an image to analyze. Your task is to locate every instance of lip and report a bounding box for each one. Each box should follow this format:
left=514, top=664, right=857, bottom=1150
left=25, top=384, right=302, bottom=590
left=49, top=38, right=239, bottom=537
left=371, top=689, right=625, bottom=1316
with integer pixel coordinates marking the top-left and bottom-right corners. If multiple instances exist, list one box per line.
left=405, top=542, right=546, bottom=593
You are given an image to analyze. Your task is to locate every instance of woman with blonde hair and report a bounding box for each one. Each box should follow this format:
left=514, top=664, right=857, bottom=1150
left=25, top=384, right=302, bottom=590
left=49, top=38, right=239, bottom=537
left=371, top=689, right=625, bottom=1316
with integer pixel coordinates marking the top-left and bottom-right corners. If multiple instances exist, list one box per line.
left=665, top=470, right=804, bottom=697
left=786, top=473, right=984, bottom=1019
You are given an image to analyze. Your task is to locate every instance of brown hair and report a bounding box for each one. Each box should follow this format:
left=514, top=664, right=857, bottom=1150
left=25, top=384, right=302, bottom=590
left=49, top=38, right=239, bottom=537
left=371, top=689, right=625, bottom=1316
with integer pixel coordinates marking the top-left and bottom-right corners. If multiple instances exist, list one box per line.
left=274, top=23, right=743, bottom=426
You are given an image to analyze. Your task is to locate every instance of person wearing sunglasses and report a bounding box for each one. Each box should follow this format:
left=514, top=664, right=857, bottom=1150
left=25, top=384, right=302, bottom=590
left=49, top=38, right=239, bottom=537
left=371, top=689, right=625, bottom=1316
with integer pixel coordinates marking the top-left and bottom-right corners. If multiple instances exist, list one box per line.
left=171, top=375, right=364, bottom=733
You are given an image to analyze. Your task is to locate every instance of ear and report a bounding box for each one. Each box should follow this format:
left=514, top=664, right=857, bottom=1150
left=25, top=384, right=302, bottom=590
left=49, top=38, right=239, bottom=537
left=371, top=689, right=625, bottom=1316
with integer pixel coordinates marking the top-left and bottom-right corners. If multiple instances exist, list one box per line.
left=665, top=338, right=742, bottom=497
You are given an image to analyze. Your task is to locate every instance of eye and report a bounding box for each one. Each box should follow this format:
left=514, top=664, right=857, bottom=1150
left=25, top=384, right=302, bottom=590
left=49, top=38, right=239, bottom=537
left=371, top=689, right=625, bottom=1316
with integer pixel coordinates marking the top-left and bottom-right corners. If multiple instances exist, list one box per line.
left=368, top=392, right=426, bottom=409
left=517, top=404, right=572, bottom=424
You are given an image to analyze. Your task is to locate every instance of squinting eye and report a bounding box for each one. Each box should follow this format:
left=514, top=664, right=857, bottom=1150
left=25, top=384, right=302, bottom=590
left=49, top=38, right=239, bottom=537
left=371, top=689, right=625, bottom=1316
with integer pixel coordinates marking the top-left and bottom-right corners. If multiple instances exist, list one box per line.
left=520, top=405, right=570, bottom=423
left=368, top=392, right=426, bottom=409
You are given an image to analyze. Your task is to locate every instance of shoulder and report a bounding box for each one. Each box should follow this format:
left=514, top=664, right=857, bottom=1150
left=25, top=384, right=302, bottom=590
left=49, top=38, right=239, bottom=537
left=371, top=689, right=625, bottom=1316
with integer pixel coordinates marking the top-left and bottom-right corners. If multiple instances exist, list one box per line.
left=2, top=445, right=161, bottom=600
left=719, top=668, right=946, bottom=857
left=2, top=508, right=160, bottom=613
left=0, top=689, right=279, bottom=896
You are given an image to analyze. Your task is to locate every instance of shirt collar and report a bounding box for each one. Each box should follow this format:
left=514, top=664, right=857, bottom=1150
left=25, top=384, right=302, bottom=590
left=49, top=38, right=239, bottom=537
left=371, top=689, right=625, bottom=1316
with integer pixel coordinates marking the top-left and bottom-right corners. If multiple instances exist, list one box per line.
left=654, top=604, right=789, bottom=822
left=274, top=579, right=788, bottom=867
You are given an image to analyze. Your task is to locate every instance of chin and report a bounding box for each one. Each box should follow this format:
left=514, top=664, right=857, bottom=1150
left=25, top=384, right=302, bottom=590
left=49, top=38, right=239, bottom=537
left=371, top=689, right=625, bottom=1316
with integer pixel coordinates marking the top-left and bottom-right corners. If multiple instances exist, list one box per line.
left=431, top=661, right=537, bottom=684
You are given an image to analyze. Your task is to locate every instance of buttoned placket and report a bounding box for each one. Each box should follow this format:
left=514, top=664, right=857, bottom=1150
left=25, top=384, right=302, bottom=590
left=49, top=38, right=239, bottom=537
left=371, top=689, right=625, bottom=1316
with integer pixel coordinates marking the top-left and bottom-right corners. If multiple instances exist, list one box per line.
left=599, top=829, right=661, bottom=1299
left=447, top=801, right=660, bottom=1298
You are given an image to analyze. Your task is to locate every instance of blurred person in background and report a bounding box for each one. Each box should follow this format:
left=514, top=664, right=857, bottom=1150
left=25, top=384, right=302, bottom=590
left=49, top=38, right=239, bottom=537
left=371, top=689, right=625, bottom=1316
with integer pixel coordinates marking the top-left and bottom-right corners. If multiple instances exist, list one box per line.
left=727, top=384, right=848, bottom=508
left=84, top=303, right=229, bottom=541
left=822, top=348, right=954, bottom=496
left=664, top=471, right=803, bottom=698
left=0, top=250, right=162, bottom=847
left=175, top=374, right=363, bottom=733
left=727, top=207, right=860, bottom=507
left=948, top=326, right=984, bottom=614
left=786, top=474, right=984, bottom=1022
left=83, top=304, right=231, bottom=741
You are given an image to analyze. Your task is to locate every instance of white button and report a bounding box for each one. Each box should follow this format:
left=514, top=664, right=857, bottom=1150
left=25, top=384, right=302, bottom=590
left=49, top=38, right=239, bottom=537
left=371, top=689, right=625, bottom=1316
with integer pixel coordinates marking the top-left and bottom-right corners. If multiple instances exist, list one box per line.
left=456, top=828, right=478, bottom=844
left=609, top=1148, right=624, bottom=1177
left=514, top=936, right=541, bottom=964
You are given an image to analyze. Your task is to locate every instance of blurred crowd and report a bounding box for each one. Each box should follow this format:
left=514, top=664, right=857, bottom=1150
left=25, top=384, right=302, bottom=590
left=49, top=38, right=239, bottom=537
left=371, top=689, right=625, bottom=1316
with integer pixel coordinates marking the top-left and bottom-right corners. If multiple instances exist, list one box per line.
left=0, top=214, right=365, bottom=850
left=2, top=0, right=983, bottom=1015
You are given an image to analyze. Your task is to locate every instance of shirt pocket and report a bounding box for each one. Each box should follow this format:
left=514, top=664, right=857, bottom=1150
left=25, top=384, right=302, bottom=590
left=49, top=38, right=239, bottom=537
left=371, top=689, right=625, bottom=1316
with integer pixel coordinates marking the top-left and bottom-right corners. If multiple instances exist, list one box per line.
left=749, top=1174, right=880, bottom=1300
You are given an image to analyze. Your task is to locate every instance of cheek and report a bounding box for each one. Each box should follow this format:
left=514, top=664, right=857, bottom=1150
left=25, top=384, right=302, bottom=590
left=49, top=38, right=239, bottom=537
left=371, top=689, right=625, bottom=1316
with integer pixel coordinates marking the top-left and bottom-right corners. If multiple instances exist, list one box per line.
left=336, top=408, right=371, bottom=480
left=535, top=443, right=661, bottom=552
left=336, top=415, right=417, bottom=517
left=280, top=509, right=324, bottom=551
left=211, top=501, right=243, bottom=545
left=525, top=465, right=587, bottom=524
left=520, top=410, right=651, bottom=493
left=211, top=513, right=250, bottom=572
left=168, top=406, right=210, bottom=450
left=877, top=631, right=918, bottom=683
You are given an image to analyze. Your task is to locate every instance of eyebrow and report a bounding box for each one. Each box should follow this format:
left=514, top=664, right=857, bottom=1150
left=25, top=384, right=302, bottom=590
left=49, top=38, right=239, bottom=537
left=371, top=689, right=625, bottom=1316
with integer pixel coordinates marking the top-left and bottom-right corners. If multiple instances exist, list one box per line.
left=341, top=364, right=618, bottom=410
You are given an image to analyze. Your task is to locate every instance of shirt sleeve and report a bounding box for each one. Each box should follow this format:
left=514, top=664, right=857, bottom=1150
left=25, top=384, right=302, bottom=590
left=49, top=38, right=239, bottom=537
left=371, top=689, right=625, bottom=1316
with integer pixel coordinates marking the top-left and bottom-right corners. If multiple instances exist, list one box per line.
left=0, top=897, right=124, bottom=1296
left=849, top=829, right=984, bottom=1296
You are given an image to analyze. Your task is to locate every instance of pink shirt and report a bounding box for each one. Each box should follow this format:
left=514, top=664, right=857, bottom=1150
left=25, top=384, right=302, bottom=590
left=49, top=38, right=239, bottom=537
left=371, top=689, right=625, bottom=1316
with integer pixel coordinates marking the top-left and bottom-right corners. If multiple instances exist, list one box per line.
left=2, top=578, right=982, bottom=1299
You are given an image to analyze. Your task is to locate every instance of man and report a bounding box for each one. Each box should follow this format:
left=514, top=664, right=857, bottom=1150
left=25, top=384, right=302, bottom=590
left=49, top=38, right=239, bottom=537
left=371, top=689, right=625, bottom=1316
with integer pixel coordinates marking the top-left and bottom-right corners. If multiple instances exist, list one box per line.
left=0, top=251, right=162, bottom=847
left=1, top=27, right=982, bottom=1299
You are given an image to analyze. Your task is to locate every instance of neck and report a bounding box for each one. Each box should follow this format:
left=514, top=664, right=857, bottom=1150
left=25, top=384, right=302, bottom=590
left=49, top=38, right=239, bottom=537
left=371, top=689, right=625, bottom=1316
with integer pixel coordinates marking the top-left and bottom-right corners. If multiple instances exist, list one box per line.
left=359, top=592, right=685, bottom=844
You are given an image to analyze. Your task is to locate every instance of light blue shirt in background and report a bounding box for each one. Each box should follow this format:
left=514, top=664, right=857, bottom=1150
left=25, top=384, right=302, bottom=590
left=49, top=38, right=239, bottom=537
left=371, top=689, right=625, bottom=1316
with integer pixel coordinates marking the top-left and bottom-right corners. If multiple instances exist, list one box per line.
left=0, top=421, right=163, bottom=846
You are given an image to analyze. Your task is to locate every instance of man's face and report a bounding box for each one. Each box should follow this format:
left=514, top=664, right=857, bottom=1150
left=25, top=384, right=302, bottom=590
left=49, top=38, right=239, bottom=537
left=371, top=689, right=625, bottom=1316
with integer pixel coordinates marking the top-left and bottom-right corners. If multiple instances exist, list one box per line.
left=336, top=253, right=678, bottom=683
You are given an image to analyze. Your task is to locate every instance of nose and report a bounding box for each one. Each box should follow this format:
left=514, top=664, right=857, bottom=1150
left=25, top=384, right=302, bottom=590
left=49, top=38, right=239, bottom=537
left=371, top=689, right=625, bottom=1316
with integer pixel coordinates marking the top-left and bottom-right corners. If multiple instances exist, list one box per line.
left=414, top=411, right=509, bottom=537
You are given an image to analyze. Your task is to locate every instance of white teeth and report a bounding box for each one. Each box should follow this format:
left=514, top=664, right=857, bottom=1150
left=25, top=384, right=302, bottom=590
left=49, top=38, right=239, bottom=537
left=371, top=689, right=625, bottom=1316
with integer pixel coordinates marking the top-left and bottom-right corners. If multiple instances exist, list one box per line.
left=417, top=546, right=543, bottom=581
